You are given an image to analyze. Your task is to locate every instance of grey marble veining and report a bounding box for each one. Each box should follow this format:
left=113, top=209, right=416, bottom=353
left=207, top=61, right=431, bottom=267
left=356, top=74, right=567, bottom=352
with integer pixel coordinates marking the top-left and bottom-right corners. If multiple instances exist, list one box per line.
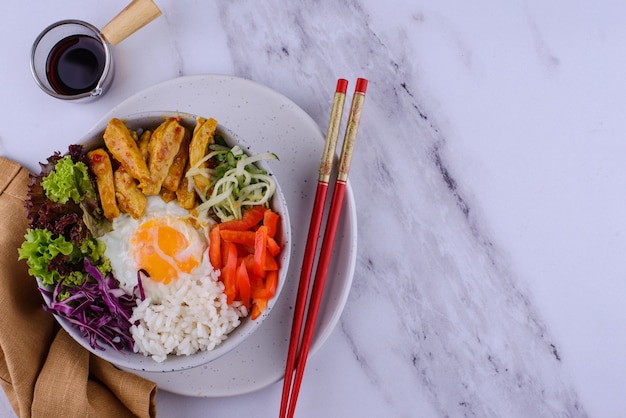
left=213, top=1, right=586, bottom=416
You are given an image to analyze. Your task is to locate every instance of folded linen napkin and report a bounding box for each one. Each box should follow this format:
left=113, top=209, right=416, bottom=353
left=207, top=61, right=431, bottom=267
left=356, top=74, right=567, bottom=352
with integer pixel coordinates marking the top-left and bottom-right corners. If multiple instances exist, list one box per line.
left=0, top=157, right=157, bottom=418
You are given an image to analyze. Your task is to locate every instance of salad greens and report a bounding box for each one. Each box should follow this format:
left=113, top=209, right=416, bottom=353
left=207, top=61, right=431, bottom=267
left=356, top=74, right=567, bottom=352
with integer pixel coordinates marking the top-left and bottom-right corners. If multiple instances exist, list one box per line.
left=18, top=229, right=110, bottom=289
left=41, top=156, right=95, bottom=204
left=18, top=146, right=111, bottom=290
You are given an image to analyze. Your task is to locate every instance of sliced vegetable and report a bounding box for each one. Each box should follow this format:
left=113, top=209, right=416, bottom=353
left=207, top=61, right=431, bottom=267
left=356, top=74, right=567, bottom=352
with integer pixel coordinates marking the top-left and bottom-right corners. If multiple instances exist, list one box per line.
left=191, top=145, right=278, bottom=223
left=264, top=252, right=278, bottom=271
left=220, top=229, right=256, bottom=246
left=236, top=259, right=251, bottom=310
left=208, top=225, right=221, bottom=269
left=219, top=206, right=266, bottom=231
left=40, top=258, right=135, bottom=352
left=251, top=297, right=268, bottom=320
left=263, top=209, right=279, bottom=238
left=267, top=236, right=281, bottom=257
left=214, top=209, right=281, bottom=319
left=221, top=242, right=238, bottom=304
left=242, top=254, right=255, bottom=273
left=251, top=270, right=278, bottom=300
left=253, top=226, right=268, bottom=278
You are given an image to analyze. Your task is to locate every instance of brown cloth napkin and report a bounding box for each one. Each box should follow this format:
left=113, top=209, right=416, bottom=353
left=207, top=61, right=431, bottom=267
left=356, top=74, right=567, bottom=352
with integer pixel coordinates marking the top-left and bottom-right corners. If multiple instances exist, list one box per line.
left=0, top=157, right=157, bottom=418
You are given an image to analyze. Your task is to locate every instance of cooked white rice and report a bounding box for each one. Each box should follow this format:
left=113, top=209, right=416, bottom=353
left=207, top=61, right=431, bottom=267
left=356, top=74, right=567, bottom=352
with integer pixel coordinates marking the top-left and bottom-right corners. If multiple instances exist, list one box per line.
left=129, top=268, right=247, bottom=363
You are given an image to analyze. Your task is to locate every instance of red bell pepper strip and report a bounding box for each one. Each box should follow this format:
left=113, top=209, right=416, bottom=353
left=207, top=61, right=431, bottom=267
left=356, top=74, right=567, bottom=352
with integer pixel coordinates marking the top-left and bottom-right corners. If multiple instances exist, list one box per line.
left=264, top=252, right=278, bottom=271
left=266, top=236, right=281, bottom=257
left=253, top=226, right=268, bottom=278
left=236, top=259, right=251, bottom=309
left=219, top=206, right=266, bottom=231
left=220, top=229, right=256, bottom=246
left=242, top=254, right=256, bottom=275
left=263, top=209, right=279, bottom=238
left=234, top=243, right=254, bottom=258
left=249, top=274, right=264, bottom=290
left=251, top=270, right=278, bottom=299
left=251, top=297, right=268, bottom=320
left=266, top=270, right=278, bottom=297
left=208, top=225, right=221, bottom=270
left=222, top=242, right=238, bottom=304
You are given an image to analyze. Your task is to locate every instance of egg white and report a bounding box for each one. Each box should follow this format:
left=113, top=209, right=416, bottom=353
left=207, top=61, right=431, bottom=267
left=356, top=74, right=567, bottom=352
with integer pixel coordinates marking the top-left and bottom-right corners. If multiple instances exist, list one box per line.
left=100, top=196, right=209, bottom=301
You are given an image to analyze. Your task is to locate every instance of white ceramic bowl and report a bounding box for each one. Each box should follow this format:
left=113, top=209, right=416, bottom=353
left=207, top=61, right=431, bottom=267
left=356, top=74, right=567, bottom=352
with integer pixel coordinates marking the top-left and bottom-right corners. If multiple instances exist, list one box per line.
left=39, top=111, right=291, bottom=373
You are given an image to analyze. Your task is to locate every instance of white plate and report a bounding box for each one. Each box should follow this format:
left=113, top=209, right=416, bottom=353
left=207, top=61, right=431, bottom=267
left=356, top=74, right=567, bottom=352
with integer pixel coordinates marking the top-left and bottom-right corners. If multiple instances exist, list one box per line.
left=93, top=74, right=358, bottom=397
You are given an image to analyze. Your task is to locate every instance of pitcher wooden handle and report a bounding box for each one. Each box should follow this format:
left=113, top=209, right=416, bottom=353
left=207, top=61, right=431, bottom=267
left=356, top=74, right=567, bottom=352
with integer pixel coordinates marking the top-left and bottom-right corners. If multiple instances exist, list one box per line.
left=101, top=0, right=162, bottom=45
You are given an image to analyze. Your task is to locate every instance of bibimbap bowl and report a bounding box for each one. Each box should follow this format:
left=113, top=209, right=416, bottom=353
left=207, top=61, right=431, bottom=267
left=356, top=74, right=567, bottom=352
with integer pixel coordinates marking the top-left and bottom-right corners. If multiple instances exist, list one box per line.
left=20, top=111, right=291, bottom=372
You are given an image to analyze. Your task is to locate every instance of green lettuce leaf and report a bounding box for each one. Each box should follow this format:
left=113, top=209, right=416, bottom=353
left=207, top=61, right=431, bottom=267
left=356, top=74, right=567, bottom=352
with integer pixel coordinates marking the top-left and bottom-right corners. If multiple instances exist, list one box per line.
left=41, top=156, right=95, bottom=204
left=18, top=228, right=76, bottom=286
left=18, top=228, right=111, bottom=287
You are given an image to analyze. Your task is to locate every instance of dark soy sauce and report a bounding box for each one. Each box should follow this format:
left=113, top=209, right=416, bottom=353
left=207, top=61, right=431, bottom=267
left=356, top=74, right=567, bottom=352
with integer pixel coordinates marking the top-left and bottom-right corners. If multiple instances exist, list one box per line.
left=45, top=34, right=106, bottom=95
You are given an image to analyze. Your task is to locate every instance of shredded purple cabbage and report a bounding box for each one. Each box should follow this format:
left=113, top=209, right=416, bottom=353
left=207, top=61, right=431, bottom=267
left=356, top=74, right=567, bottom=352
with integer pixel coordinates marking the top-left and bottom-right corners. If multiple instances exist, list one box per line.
left=40, top=258, right=137, bottom=352
left=137, top=269, right=148, bottom=301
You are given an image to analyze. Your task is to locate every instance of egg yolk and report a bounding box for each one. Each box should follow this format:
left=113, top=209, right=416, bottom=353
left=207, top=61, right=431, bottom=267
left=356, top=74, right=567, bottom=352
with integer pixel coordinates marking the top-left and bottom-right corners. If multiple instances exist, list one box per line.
left=131, top=218, right=200, bottom=284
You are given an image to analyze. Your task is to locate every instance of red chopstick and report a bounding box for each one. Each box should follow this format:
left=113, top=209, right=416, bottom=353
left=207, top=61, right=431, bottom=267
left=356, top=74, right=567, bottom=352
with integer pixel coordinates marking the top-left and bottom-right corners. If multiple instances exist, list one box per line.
left=279, top=78, right=348, bottom=418
left=280, top=78, right=368, bottom=418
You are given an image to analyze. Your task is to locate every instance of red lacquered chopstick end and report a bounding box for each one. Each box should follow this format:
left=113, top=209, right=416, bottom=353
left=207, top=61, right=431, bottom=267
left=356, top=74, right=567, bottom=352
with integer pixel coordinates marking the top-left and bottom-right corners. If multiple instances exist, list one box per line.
left=355, top=77, right=368, bottom=94
left=336, top=78, right=348, bottom=94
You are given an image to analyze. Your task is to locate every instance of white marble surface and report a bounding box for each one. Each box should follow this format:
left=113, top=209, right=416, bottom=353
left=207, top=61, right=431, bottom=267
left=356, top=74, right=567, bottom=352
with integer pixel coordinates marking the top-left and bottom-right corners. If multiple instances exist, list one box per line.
left=1, top=0, right=625, bottom=416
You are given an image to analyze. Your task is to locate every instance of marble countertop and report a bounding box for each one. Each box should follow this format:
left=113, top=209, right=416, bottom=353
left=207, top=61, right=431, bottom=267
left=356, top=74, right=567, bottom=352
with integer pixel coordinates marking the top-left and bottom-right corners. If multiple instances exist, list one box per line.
left=1, top=0, right=624, bottom=416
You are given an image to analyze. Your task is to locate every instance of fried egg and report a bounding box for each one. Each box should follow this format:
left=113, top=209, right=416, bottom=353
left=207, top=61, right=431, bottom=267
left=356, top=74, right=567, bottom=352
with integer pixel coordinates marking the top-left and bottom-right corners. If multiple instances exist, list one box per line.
left=100, top=196, right=209, bottom=301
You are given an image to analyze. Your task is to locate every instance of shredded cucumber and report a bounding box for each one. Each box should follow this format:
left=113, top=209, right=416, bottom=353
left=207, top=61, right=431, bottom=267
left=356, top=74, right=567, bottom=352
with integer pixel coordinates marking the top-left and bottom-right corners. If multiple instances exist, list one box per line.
left=189, top=144, right=278, bottom=222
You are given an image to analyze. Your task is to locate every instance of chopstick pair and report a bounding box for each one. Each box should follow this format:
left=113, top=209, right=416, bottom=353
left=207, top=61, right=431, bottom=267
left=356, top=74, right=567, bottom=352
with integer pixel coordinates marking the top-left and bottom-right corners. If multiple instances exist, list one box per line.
left=279, top=77, right=368, bottom=418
